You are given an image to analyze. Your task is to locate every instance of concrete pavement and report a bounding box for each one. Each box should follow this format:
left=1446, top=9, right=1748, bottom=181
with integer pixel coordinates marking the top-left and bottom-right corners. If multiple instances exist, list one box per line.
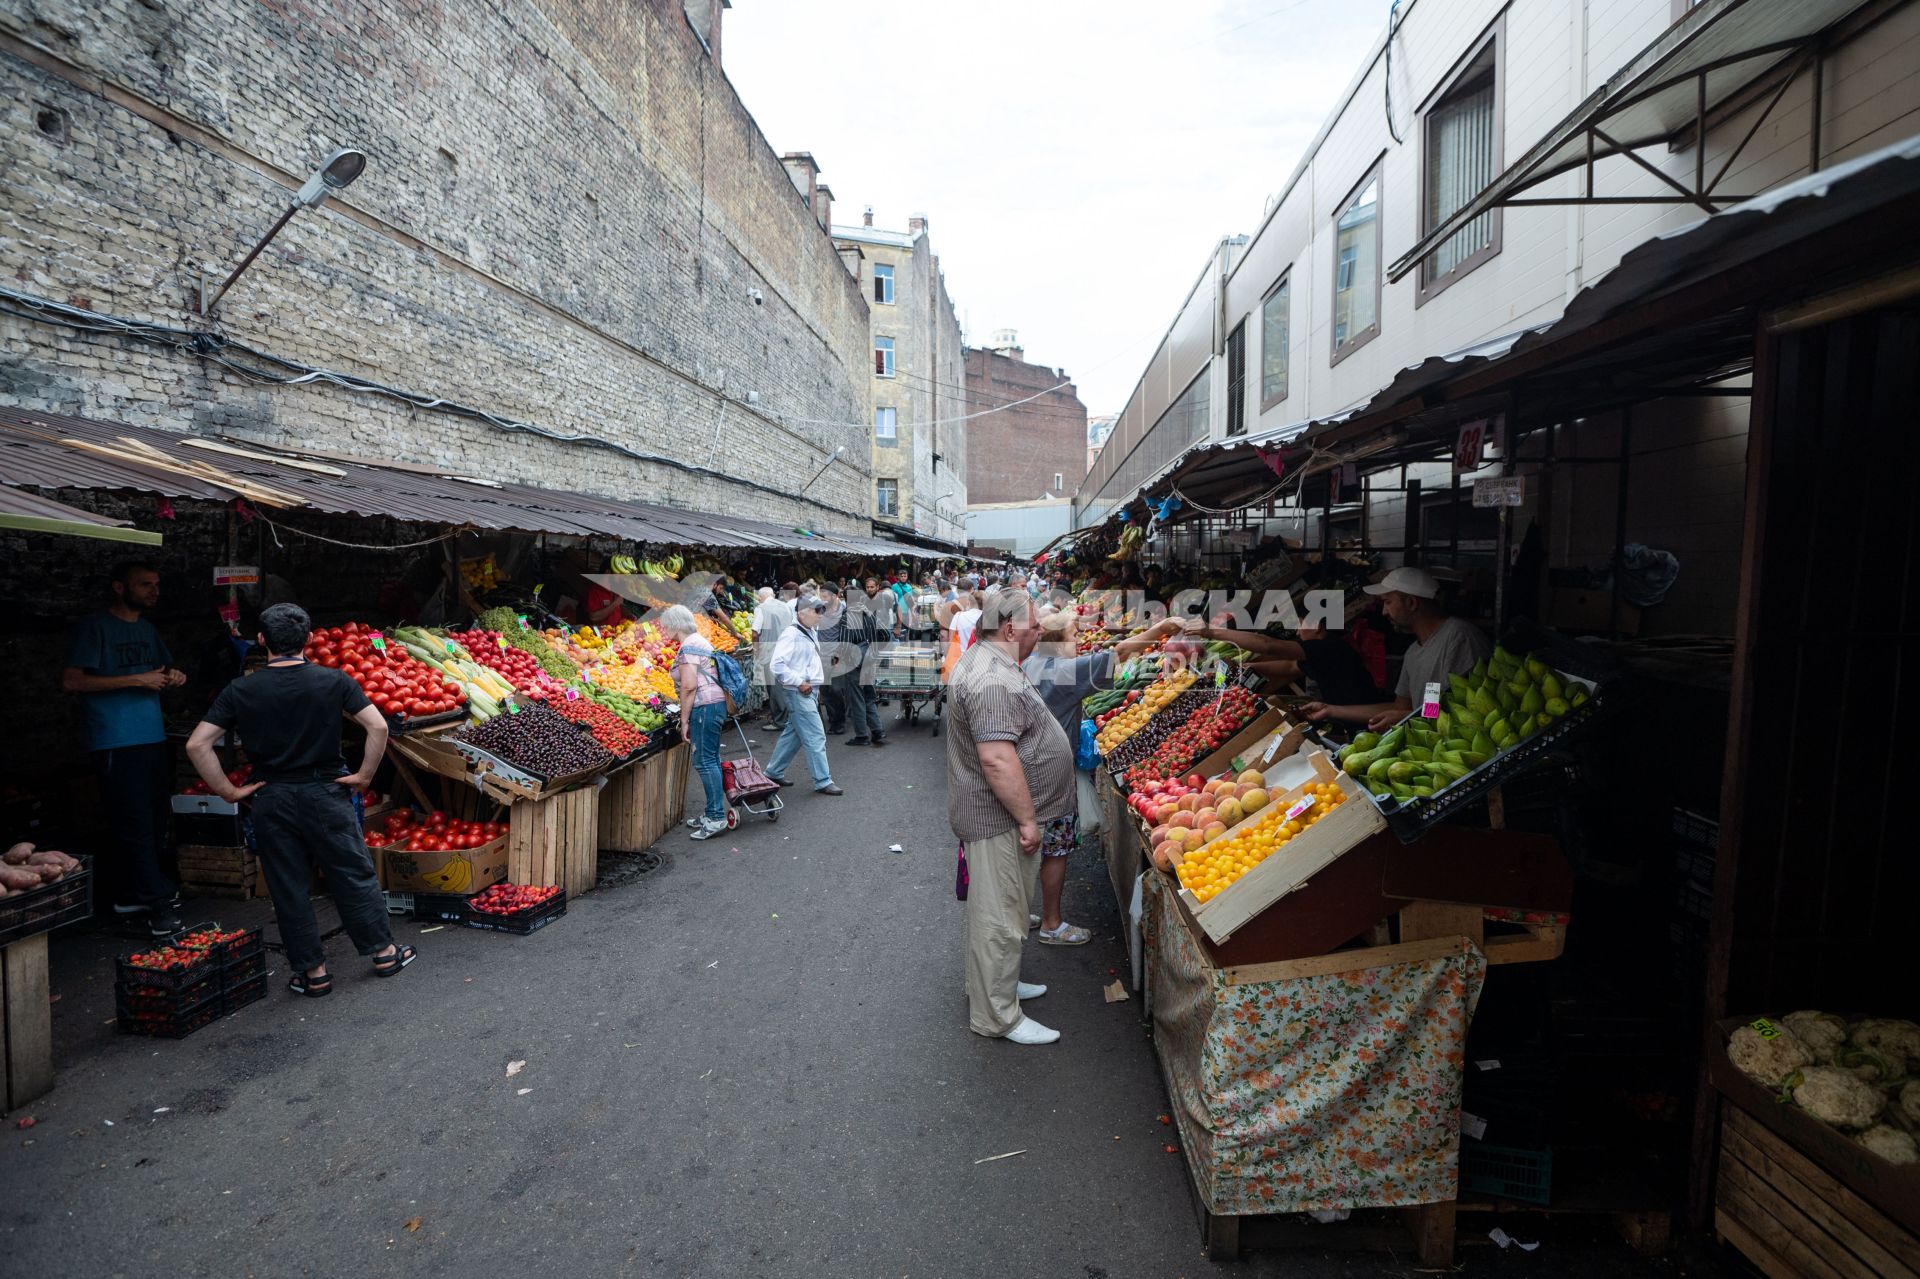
left=3, top=721, right=1683, bottom=1277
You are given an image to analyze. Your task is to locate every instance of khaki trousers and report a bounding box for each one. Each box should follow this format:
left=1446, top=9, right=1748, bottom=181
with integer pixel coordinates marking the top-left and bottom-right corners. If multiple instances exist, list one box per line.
left=964, top=827, right=1042, bottom=1037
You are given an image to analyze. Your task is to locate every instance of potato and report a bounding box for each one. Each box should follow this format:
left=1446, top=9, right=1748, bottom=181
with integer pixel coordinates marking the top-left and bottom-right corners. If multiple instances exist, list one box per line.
left=0, top=865, right=42, bottom=891
left=3, top=842, right=32, bottom=866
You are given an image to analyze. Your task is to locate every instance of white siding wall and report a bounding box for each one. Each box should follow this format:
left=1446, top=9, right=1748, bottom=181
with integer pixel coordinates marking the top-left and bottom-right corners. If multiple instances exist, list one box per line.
left=1103, top=0, right=1920, bottom=635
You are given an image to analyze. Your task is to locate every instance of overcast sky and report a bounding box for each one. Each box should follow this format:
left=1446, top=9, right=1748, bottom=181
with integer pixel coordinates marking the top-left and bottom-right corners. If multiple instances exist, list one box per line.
left=725, top=0, right=1386, bottom=422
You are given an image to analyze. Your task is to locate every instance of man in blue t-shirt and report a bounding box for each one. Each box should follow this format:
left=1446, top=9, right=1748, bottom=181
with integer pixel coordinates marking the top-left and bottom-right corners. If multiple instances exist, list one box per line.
left=63, top=562, right=186, bottom=934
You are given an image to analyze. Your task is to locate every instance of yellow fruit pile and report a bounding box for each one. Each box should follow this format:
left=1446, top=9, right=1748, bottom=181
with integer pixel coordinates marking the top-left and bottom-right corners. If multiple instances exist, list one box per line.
left=1175, top=781, right=1346, bottom=904
left=1095, top=669, right=1198, bottom=753
left=589, top=661, right=677, bottom=702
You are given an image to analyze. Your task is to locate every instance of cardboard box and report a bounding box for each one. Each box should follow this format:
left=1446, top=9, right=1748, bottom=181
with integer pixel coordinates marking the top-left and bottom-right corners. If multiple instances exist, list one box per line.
left=377, top=836, right=508, bottom=896
left=1171, top=747, right=1386, bottom=943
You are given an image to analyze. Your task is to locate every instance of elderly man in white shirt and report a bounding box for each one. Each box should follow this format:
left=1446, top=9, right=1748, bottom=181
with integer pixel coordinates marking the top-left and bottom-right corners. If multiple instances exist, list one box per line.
left=763, top=596, right=842, bottom=796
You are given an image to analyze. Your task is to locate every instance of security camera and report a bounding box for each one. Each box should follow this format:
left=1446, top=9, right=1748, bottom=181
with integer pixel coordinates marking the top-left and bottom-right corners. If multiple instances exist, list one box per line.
left=748, top=287, right=765, bottom=305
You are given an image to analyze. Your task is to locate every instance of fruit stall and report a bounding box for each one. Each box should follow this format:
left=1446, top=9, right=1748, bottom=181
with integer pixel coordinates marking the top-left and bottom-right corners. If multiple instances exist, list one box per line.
left=1090, top=643, right=1581, bottom=1265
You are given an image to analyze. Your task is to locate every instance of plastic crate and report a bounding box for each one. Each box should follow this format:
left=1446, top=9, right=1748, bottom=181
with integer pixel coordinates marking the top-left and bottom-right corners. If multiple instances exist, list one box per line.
left=1460, top=1141, right=1554, bottom=1206
left=173, top=923, right=265, bottom=966
left=222, top=971, right=267, bottom=1014
left=116, top=989, right=222, bottom=1039
left=0, top=855, right=94, bottom=948
left=116, top=946, right=218, bottom=992
left=116, top=976, right=219, bottom=1015
left=221, top=951, right=266, bottom=986
left=413, top=889, right=567, bottom=935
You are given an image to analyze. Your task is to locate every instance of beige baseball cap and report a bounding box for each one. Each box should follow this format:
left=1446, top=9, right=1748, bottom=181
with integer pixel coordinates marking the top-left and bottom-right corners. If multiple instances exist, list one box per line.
left=1363, top=566, right=1441, bottom=599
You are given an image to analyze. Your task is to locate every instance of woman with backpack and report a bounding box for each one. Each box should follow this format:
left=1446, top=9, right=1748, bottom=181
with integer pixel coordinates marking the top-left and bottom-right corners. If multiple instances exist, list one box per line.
left=663, top=605, right=733, bottom=840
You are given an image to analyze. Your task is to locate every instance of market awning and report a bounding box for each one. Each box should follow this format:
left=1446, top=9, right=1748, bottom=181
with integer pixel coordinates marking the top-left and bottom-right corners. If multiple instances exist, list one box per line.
left=0, top=406, right=906, bottom=556
left=1389, top=0, right=1878, bottom=282
left=0, top=485, right=162, bottom=544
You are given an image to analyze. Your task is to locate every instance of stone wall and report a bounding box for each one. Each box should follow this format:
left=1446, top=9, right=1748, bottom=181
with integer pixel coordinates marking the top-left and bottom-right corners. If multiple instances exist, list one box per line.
left=0, top=0, right=874, bottom=529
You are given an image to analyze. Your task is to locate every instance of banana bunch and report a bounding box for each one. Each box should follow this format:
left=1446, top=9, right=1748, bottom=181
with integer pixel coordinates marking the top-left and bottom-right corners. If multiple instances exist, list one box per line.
left=608, top=554, right=685, bottom=578
left=1109, top=525, right=1145, bottom=563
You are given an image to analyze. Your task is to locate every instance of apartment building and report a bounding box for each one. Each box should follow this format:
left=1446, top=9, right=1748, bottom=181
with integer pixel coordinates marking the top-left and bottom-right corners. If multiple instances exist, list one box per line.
left=962, top=331, right=1090, bottom=504
left=1080, top=0, right=1920, bottom=633
left=830, top=211, right=969, bottom=546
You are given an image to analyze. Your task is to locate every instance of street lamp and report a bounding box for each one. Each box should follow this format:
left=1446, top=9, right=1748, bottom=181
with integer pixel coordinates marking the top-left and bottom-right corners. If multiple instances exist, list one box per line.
left=800, top=444, right=847, bottom=494
left=199, top=147, right=367, bottom=316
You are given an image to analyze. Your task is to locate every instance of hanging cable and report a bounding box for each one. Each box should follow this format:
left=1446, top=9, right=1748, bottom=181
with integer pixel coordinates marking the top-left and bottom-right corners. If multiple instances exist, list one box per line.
left=254, top=514, right=461, bottom=551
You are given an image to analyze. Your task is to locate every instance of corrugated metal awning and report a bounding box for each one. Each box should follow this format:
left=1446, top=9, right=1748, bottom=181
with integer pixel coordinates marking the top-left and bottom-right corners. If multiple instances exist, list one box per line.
left=0, top=406, right=905, bottom=556
left=0, top=485, right=162, bottom=545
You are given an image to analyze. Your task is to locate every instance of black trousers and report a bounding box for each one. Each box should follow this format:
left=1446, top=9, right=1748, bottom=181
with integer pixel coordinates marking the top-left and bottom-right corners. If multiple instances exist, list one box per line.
left=251, top=781, right=393, bottom=972
left=92, top=741, right=175, bottom=909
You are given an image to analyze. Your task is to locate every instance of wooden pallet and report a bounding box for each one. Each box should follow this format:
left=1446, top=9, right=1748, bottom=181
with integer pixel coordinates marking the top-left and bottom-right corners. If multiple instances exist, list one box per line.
left=1716, top=1103, right=1919, bottom=1278
left=176, top=844, right=264, bottom=900
left=599, top=744, right=689, bottom=853
left=508, top=786, right=599, bottom=898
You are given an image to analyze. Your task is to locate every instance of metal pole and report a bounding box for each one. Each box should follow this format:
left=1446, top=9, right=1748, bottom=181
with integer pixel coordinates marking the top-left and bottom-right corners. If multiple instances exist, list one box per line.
left=1609, top=406, right=1634, bottom=638
left=201, top=204, right=300, bottom=316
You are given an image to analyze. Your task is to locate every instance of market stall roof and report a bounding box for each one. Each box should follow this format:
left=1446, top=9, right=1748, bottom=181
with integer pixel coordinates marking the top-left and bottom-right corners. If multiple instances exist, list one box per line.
left=0, top=406, right=933, bottom=557
left=1084, top=127, right=1920, bottom=526
left=0, top=484, right=162, bottom=545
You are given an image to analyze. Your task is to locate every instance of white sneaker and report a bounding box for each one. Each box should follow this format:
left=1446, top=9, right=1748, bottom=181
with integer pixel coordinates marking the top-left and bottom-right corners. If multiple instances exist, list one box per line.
left=689, top=817, right=729, bottom=840
left=1004, top=1016, right=1060, bottom=1045
left=1016, top=981, right=1048, bottom=1001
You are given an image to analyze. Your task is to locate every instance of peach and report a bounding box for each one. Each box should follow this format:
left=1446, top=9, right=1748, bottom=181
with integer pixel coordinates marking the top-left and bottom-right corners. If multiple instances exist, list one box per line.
left=1195, top=808, right=1217, bottom=827
left=1237, top=769, right=1265, bottom=786
left=1216, top=798, right=1244, bottom=824
left=1241, top=787, right=1269, bottom=812
left=1203, top=822, right=1228, bottom=841
left=1169, top=812, right=1196, bottom=830
left=1149, top=825, right=1169, bottom=844
left=1154, top=803, right=1177, bottom=824
left=1150, top=845, right=1174, bottom=873
left=1178, top=794, right=1201, bottom=813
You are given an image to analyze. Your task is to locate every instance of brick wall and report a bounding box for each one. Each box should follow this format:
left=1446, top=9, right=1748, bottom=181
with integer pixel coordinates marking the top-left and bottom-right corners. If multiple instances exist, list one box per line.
left=963, top=347, right=1089, bottom=504
left=0, top=0, right=874, bottom=530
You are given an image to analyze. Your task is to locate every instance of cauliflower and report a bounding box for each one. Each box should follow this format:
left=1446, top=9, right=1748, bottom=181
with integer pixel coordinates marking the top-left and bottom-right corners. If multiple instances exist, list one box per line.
left=1836, top=1045, right=1898, bottom=1084
left=1856, top=1125, right=1918, bottom=1166
left=1787, top=1066, right=1885, bottom=1130
left=1848, top=1019, right=1920, bottom=1075
left=1899, top=1081, right=1920, bottom=1131
left=1728, top=1023, right=1812, bottom=1086
left=1781, top=1010, right=1848, bottom=1064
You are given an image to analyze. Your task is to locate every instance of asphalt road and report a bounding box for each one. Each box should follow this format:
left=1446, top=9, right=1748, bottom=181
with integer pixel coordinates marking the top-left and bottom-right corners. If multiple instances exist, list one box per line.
left=3, top=721, right=1697, bottom=1277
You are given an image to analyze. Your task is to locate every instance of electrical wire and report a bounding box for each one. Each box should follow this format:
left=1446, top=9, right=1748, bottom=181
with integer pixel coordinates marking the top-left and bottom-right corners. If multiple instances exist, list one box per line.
left=255, top=513, right=460, bottom=551
left=0, top=284, right=868, bottom=521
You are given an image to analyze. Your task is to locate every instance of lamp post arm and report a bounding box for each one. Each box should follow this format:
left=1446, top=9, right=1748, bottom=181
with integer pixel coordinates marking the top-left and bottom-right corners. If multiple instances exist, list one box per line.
left=201, top=203, right=300, bottom=316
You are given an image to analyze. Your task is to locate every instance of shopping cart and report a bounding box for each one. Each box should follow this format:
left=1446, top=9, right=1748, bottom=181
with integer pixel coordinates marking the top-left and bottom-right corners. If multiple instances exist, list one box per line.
left=871, top=642, right=945, bottom=736
left=719, top=717, right=784, bottom=823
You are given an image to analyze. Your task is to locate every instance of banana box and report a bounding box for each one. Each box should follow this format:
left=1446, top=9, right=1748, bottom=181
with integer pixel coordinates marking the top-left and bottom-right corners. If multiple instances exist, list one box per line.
left=377, top=837, right=508, bottom=896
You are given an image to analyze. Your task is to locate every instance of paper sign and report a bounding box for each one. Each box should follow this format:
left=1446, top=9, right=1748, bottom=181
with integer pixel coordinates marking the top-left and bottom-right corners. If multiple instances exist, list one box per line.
left=1262, top=734, right=1285, bottom=765
left=1285, top=793, right=1316, bottom=821
left=212, top=565, right=260, bottom=586
left=1460, top=1111, right=1489, bottom=1141
left=1453, top=419, right=1487, bottom=473
left=1422, top=681, right=1442, bottom=719
left=217, top=601, right=241, bottom=624
left=369, top=632, right=386, bottom=650
left=497, top=636, right=510, bottom=650
left=1475, top=1059, right=1502, bottom=1071
left=443, top=640, right=458, bottom=654
left=564, top=687, right=579, bottom=700
left=1749, top=1017, right=1780, bottom=1040
left=1473, top=476, right=1526, bottom=508
left=505, top=701, right=521, bottom=715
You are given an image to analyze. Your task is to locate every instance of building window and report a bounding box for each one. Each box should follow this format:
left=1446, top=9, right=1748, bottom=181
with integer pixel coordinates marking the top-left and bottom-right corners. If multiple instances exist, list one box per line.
left=873, top=264, right=895, bottom=305
left=876, top=478, right=899, bottom=517
left=1225, top=319, right=1248, bottom=436
left=1331, top=164, right=1382, bottom=364
left=1260, top=274, right=1290, bottom=410
left=1419, top=22, right=1502, bottom=303
left=1053, top=473, right=1064, bottom=491
left=875, top=406, right=897, bottom=443
left=874, top=335, right=895, bottom=377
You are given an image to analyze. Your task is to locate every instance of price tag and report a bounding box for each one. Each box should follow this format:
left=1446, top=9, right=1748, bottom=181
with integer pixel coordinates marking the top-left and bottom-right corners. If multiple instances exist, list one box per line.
left=506, top=701, right=521, bottom=715
left=1262, top=734, right=1284, bottom=765
left=1285, top=793, right=1316, bottom=821
left=443, top=640, right=458, bottom=655
left=565, top=687, right=580, bottom=701
left=1422, top=681, right=1442, bottom=719
left=369, top=632, right=387, bottom=651
left=1749, top=1017, right=1780, bottom=1040
left=1460, top=1111, right=1489, bottom=1141
left=497, top=636, right=510, bottom=650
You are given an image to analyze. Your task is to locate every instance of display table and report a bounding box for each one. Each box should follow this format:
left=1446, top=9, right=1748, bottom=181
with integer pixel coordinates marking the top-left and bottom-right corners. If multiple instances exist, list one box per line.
left=600, top=742, right=690, bottom=853
left=1143, top=870, right=1486, bottom=1259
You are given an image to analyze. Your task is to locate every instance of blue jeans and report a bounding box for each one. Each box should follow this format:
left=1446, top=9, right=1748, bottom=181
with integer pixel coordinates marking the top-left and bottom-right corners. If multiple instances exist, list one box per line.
left=766, top=685, right=834, bottom=789
left=688, top=701, right=728, bottom=821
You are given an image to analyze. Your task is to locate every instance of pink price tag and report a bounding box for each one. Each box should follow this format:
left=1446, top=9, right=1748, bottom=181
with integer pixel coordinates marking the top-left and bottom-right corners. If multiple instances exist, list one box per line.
left=1421, top=680, right=1442, bottom=719
left=1285, top=793, right=1317, bottom=821
left=565, top=687, right=580, bottom=700
left=369, top=632, right=386, bottom=650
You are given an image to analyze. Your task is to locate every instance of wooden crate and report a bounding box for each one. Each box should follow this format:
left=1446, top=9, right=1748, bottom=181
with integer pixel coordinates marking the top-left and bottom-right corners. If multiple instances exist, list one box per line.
left=1716, top=1102, right=1920, bottom=1278
left=508, top=786, right=600, bottom=898
left=175, top=843, right=264, bottom=900
left=599, top=744, right=690, bottom=854
left=2, top=934, right=52, bottom=1113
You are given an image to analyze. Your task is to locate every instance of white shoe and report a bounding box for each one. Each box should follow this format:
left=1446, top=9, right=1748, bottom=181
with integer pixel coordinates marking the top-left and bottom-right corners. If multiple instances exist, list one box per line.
left=1016, top=981, right=1048, bottom=1001
left=1004, top=1016, right=1060, bottom=1045
left=1028, top=914, right=1040, bottom=930
left=689, top=817, right=729, bottom=840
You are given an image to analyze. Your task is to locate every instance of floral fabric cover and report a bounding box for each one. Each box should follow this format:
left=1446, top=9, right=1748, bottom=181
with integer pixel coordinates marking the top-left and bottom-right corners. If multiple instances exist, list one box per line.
left=1143, top=871, right=1487, bottom=1215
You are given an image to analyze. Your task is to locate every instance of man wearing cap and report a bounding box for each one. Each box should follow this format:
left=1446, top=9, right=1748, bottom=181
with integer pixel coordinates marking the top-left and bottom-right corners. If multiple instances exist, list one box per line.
left=1301, top=567, right=1489, bottom=732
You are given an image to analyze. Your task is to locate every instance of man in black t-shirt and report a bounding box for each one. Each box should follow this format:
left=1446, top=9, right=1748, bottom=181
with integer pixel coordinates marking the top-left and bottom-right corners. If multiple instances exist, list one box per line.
left=184, top=603, right=416, bottom=999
